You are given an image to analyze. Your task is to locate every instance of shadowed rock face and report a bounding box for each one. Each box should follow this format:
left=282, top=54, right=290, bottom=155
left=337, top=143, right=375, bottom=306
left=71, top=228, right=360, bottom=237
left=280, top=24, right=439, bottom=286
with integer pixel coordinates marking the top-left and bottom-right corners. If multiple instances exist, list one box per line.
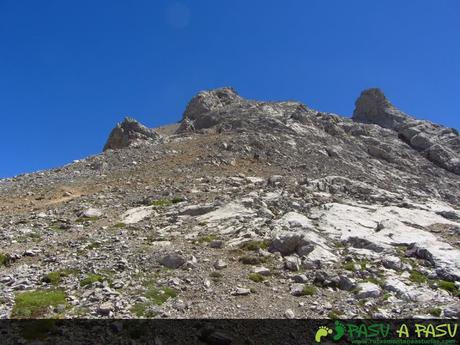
left=103, top=117, right=161, bottom=151
left=353, top=88, right=460, bottom=175
left=352, top=88, right=412, bottom=129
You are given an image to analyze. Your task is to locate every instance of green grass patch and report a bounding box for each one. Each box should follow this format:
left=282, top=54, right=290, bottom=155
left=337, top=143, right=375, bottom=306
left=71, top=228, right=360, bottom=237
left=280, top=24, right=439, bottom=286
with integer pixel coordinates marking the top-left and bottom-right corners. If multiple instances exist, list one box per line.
left=150, top=197, right=185, bottom=207
left=240, top=240, right=271, bottom=251
left=113, top=222, right=126, bottom=229
left=80, top=273, right=106, bottom=287
left=197, top=234, right=218, bottom=243
left=248, top=273, right=265, bottom=283
left=85, top=241, right=101, bottom=250
left=301, top=285, right=317, bottom=296
left=343, top=261, right=356, bottom=272
left=429, top=307, right=442, bottom=317
left=239, top=255, right=267, bottom=265
left=327, top=310, right=344, bottom=319
left=437, top=280, right=460, bottom=296
left=11, top=290, right=66, bottom=318
left=409, top=270, right=427, bottom=284
left=145, top=287, right=177, bottom=305
left=42, top=269, right=79, bottom=286
left=76, top=216, right=99, bottom=223
left=209, top=271, right=223, bottom=281
left=364, top=277, right=384, bottom=288
left=0, top=253, right=11, bottom=266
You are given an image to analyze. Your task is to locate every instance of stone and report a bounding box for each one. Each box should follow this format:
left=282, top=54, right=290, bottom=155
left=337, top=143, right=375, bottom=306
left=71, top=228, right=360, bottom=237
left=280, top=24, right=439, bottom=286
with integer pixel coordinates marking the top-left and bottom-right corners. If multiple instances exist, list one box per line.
left=253, top=267, right=271, bottom=276
left=103, top=117, right=161, bottom=151
left=159, top=253, right=186, bottom=269
left=232, top=288, right=251, bottom=296
left=382, top=256, right=402, bottom=270
left=292, top=274, right=308, bottom=283
left=338, top=275, right=356, bottom=291
left=284, top=309, right=295, bottom=319
left=98, top=302, right=114, bottom=316
left=82, top=208, right=102, bottom=218
left=443, top=304, right=460, bottom=318
left=213, top=259, right=227, bottom=270
left=269, top=234, right=311, bottom=256
left=356, top=282, right=382, bottom=299
left=284, top=256, right=301, bottom=271
left=290, top=284, right=306, bottom=296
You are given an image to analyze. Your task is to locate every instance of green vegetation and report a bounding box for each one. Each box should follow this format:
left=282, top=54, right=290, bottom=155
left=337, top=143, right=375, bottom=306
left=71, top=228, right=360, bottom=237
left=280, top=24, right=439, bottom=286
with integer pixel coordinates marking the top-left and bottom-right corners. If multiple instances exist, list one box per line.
left=248, top=273, right=265, bottom=283
left=327, top=310, right=344, bottom=319
left=437, top=280, right=460, bottom=297
left=131, top=303, right=156, bottom=318
left=11, top=290, right=66, bottom=318
left=113, top=222, right=126, bottom=229
left=76, top=216, right=99, bottom=223
left=150, top=197, right=185, bottom=207
left=429, top=308, right=442, bottom=317
left=240, top=240, right=271, bottom=251
left=197, top=234, right=218, bottom=243
left=409, top=270, right=427, bottom=284
left=85, top=241, right=101, bottom=250
left=343, top=261, right=356, bottom=272
left=301, top=285, right=317, bottom=296
left=209, top=271, right=223, bottom=281
left=42, top=269, right=79, bottom=286
left=364, top=277, right=384, bottom=288
left=80, top=273, right=106, bottom=287
left=382, top=292, right=392, bottom=301
left=131, top=286, right=178, bottom=317
left=0, top=253, right=10, bottom=266
left=239, top=255, right=267, bottom=265
left=145, top=287, right=177, bottom=305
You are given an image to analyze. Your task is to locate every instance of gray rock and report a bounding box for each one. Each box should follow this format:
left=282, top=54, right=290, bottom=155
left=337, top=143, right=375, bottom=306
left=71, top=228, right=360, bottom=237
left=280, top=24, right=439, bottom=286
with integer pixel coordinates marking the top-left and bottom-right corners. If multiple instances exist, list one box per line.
left=213, top=259, right=227, bottom=270
left=232, top=288, right=251, bottom=296
left=356, top=282, right=382, bottom=299
left=284, top=309, right=295, bottom=319
left=382, top=256, right=402, bottom=270
left=160, top=253, right=186, bottom=269
left=353, top=88, right=460, bottom=175
left=284, top=256, right=301, bottom=271
left=443, top=304, right=460, bottom=318
left=292, top=274, right=308, bottom=283
left=269, top=234, right=312, bottom=256
left=338, top=275, right=356, bottom=291
left=103, top=117, right=161, bottom=151
left=253, top=267, right=271, bottom=276
left=82, top=208, right=102, bottom=218
left=290, top=284, right=306, bottom=296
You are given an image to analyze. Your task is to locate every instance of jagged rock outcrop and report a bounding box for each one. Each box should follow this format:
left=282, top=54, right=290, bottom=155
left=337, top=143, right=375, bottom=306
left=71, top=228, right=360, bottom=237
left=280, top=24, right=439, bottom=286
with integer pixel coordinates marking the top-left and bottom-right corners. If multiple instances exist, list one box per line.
left=1, top=86, right=460, bottom=321
left=176, top=87, right=314, bottom=134
left=103, top=117, right=161, bottom=151
left=353, top=88, right=460, bottom=175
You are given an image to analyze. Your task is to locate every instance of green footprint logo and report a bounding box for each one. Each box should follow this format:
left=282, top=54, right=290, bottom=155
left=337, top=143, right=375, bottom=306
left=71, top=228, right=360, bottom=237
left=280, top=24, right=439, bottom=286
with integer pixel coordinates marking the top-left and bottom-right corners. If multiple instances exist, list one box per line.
left=315, top=326, right=333, bottom=343
left=333, top=321, right=345, bottom=341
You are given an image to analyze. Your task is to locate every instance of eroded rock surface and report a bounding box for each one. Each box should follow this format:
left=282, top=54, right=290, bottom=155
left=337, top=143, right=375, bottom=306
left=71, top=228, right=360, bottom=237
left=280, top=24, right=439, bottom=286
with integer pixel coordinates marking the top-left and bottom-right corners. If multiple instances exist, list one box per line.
left=1, top=87, right=459, bottom=319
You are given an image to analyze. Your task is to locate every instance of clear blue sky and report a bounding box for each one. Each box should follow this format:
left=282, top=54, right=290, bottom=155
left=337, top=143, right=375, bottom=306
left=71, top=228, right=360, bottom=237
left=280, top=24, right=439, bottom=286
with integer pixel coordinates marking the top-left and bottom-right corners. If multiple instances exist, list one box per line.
left=1, top=0, right=459, bottom=178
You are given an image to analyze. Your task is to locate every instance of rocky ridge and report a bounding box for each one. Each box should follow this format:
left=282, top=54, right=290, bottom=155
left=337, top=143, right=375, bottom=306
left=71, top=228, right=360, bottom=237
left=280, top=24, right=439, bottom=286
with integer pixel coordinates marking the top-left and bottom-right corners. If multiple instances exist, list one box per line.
left=0, top=87, right=459, bottom=320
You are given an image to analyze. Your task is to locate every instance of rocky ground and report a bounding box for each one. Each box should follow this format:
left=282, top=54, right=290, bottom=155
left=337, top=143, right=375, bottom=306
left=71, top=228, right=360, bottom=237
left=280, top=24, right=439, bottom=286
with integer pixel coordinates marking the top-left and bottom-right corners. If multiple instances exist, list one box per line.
left=1, top=87, right=459, bottom=319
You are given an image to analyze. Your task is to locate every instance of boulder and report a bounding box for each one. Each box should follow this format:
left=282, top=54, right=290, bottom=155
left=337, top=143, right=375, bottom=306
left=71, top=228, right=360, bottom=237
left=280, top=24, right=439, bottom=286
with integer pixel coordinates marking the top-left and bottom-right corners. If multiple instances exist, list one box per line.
left=356, top=282, right=382, bottom=299
left=159, top=253, right=186, bottom=269
left=103, top=117, right=161, bottom=151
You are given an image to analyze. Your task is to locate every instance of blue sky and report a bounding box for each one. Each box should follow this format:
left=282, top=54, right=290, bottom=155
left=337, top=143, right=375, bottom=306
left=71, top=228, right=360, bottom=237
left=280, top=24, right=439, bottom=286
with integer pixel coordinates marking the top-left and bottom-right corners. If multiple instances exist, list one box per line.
left=1, top=0, right=459, bottom=178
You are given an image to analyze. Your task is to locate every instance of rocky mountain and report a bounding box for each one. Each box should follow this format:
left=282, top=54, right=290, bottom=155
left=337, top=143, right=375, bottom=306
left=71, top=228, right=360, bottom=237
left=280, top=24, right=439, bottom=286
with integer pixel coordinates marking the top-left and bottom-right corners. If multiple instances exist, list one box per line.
left=0, top=87, right=459, bottom=320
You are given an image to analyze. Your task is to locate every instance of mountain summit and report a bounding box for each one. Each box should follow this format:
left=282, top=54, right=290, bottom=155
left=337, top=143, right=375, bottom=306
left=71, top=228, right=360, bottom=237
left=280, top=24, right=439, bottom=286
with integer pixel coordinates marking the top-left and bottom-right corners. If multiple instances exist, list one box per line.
left=0, top=88, right=459, bottom=319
